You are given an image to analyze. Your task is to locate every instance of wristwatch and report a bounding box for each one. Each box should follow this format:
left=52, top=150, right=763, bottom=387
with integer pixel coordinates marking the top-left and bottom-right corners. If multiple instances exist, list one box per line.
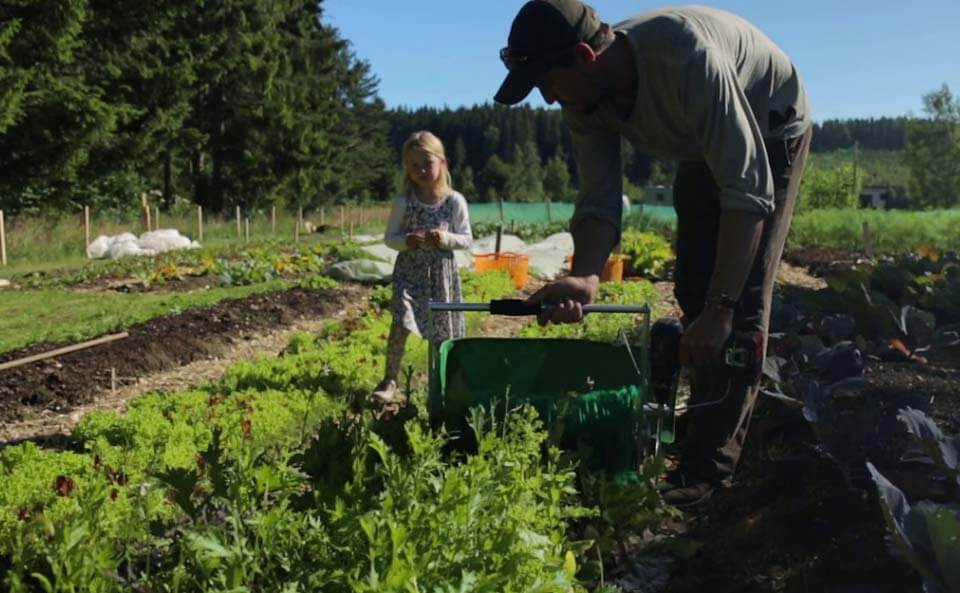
left=704, top=292, right=738, bottom=312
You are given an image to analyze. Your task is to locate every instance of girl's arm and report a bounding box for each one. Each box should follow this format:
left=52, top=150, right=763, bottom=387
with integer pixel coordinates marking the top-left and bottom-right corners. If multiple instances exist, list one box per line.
left=384, top=196, right=409, bottom=251
left=438, top=193, right=473, bottom=250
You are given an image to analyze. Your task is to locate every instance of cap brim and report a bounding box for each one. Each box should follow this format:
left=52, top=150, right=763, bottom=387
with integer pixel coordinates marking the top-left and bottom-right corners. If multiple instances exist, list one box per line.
left=494, top=67, right=538, bottom=105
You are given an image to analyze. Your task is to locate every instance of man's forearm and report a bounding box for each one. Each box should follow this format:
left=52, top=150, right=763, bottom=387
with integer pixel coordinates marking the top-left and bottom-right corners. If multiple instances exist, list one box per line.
left=707, top=209, right=765, bottom=305
left=571, top=216, right=619, bottom=280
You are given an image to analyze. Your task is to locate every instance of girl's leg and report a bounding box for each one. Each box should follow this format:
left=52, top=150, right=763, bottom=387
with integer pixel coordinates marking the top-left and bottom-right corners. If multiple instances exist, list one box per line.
left=384, top=322, right=411, bottom=383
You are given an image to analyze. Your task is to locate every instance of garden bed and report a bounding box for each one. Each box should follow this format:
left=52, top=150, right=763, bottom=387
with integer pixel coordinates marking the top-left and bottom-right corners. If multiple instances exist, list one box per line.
left=0, top=286, right=358, bottom=426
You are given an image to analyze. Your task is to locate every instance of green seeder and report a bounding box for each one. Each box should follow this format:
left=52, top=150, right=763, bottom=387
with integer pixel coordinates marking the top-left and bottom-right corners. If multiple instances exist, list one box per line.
left=427, top=300, right=681, bottom=477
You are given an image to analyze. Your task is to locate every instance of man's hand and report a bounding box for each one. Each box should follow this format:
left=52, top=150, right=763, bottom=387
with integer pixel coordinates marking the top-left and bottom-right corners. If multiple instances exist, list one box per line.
left=679, top=307, right=734, bottom=367
left=525, top=275, right=599, bottom=326
left=405, top=232, right=425, bottom=250
left=425, top=229, right=444, bottom=248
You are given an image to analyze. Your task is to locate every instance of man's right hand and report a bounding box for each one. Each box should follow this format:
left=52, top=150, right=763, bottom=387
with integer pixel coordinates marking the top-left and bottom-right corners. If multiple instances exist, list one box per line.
left=525, top=275, right=599, bottom=326
left=405, top=232, right=425, bottom=250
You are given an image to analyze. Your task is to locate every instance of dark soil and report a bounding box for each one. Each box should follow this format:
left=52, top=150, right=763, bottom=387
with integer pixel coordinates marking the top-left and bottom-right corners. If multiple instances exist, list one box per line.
left=665, top=454, right=920, bottom=593
left=660, top=372, right=945, bottom=593
left=0, top=287, right=352, bottom=425
left=658, top=256, right=960, bottom=593
left=783, top=247, right=865, bottom=277
left=669, top=349, right=960, bottom=592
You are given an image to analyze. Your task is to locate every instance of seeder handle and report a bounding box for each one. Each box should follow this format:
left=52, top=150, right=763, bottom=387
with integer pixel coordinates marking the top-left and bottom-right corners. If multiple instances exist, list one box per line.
left=429, top=299, right=650, bottom=316
left=491, top=299, right=540, bottom=316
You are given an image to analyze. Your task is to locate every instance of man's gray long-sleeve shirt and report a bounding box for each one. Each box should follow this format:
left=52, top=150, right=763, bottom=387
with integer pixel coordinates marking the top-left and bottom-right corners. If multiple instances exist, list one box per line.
left=567, top=5, right=811, bottom=234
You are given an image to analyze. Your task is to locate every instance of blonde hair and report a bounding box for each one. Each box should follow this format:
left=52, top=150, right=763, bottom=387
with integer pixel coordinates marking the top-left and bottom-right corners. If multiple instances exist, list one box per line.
left=402, top=131, right=453, bottom=195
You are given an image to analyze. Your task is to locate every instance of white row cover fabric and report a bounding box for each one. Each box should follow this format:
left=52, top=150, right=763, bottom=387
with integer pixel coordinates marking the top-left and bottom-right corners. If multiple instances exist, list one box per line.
left=86, top=229, right=200, bottom=260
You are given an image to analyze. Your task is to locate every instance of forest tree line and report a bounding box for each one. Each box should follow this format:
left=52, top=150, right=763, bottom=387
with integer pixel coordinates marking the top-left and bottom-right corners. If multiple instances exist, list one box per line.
left=1, top=0, right=956, bottom=215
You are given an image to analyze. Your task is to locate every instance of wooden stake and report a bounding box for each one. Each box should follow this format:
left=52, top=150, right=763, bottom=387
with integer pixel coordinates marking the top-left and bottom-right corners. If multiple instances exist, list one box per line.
left=339, top=206, right=345, bottom=232
left=83, top=205, right=90, bottom=249
left=0, top=332, right=129, bottom=372
left=245, top=218, right=250, bottom=243
left=271, top=206, right=277, bottom=235
left=862, top=221, right=875, bottom=260
left=141, top=192, right=151, bottom=231
left=154, top=206, right=160, bottom=230
left=197, top=206, right=204, bottom=242
left=298, top=207, right=303, bottom=236
left=0, top=209, right=6, bottom=266
left=235, top=206, right=242, bottom=239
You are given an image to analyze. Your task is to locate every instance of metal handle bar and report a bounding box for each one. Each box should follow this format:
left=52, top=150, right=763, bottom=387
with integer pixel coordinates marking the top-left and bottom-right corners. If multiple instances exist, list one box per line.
left=429, top=299, right=650, bottom=316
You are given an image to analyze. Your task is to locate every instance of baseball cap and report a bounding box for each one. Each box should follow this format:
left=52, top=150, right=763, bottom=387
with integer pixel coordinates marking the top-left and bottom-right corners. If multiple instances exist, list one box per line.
left=494, top=0, right=602, bottom=105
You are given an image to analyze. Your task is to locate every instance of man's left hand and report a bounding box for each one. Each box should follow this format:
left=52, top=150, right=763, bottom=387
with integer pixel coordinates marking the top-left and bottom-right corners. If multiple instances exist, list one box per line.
left=679, top=307, right=734, bottom=367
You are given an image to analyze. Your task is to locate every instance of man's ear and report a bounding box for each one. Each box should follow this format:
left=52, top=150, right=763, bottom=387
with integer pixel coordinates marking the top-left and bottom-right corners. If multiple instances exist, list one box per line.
left=573, top=42, right=598, bottom=65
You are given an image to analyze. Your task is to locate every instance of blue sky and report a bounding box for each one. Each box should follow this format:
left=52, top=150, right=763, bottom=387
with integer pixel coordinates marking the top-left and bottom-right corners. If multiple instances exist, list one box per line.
left=325, top=1, right=960, bottom=122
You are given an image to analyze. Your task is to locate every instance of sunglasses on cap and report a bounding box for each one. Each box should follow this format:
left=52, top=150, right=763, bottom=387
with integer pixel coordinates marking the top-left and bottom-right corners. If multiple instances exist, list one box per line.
left=499, top=44, right=578, bottom=72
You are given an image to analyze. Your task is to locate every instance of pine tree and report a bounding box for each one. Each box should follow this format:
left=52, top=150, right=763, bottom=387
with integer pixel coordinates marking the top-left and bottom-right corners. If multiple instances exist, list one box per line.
left=542, top=152, right=573, bottom=202
left=0, top=0, right=123, bottom=212
left=905, top=84, right=960, bottom=209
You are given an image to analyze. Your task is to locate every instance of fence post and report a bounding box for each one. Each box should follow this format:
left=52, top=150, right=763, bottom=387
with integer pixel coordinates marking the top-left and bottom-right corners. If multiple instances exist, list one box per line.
left=862, top=221, right=875, bottom=260
left=83, top=205, right=91, bottom=250
left=141, top=192, right=151, bottom=232
left=197, top=205, right=204, bottom=242
left=0, top=209, right=6, bottom=266
left=272, top=206, right=277, bottom=236
left=245, top=218, right=250, bottom=243
left=235, top=206, right=242, bottom=239
left=298, top=207, right=303, bottom=236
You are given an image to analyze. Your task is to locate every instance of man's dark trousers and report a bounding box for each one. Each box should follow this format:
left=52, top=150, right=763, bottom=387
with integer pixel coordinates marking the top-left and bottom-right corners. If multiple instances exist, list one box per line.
left=671, top=125, right=813, bottom=483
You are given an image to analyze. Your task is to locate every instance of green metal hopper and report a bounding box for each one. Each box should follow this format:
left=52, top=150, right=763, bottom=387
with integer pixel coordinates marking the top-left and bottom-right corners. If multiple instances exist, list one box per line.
left=428, top=300, right=679, bottom=476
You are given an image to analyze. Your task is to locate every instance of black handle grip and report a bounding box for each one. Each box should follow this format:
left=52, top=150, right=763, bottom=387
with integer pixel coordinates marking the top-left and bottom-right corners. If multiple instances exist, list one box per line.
left=490, top=299, right=541, bottom=316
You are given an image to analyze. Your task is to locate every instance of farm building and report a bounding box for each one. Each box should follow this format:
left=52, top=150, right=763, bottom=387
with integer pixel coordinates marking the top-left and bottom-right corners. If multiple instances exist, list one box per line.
left=644, top=185, right=673, bottom=206
left=859, top=185, right=910, bottom=209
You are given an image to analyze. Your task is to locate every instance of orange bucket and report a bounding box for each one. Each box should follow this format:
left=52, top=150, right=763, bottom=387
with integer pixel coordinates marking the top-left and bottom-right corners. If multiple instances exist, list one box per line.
left=473, top=252, right=530, bottom=289
left=565, top=254, right=628, bottom=283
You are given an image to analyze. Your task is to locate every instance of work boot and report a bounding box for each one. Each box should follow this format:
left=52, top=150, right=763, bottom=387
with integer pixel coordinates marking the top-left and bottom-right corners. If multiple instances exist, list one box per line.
left=660, top=469, right=718, bottom=508
left=371, top=379, right=406, bottom=405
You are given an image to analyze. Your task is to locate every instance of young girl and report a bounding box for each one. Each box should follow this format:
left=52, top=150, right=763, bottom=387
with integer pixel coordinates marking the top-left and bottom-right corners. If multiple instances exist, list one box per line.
left=372, top=131, right=473, bottom=404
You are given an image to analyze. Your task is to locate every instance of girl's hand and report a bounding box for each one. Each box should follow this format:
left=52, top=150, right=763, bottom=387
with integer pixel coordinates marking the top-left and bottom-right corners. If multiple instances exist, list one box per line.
left=425, top=229, right=444, bottom=248
left=406, top=232, right=425, bottom=250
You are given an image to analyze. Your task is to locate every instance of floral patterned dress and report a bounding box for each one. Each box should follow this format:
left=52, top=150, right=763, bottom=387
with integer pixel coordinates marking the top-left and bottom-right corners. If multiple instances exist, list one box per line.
left=389, top=192, right=472, bottom=343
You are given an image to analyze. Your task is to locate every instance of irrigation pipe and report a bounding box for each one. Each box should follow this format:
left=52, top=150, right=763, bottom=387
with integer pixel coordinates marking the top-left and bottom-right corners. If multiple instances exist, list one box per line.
left=0, top=332, right=129, bottom=372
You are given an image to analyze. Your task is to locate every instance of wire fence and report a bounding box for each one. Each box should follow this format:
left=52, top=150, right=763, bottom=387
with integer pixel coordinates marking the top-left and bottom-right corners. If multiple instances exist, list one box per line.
left=467, top=202, right=677, bottom=224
